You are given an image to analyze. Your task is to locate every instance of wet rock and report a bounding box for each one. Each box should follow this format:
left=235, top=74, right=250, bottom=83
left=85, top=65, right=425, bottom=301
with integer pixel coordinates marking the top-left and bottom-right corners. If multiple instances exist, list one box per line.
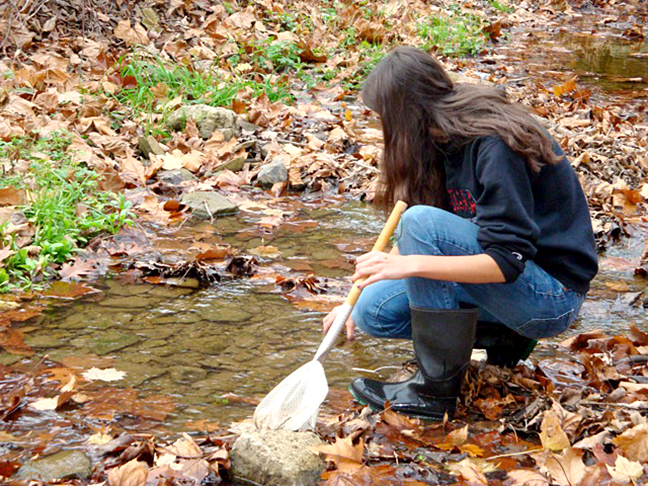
left=195, top=304, right=251, bottom=323
left=89, top=329, right=139, bottom=355
left=167, top=105, right=239, bottom=140
left=149, top=312, right=201, bottom=325
left=181, top=191, right=238, bottom=219
left=97, top=295, right=152, bottom=309
left=16, top=450, right=92, bottom=481
left=62, top=311, right=135, bottom=330
left=181, top=334, right=229, bottom=354
left=199, top=354, right=241, bottom=370
left=169, top=365, right=208, bottom=384
left=25, top=334, right=64, bottom=348
left=105, top=280, right=151, bottom=296
left=157, top=168, right=197, bottom=185
left=140, top=338, right=168, bottom=350
left=230, top=429, right=326, bottom=486
left=112, top=359, right=166, bottom=386
left=147, top=285, right=194, bottom=298
left=0, top=352, right=21, bottom=366
left=256, top=157, right=287, bottom=187
left=192, top=373, right=237, bottom=394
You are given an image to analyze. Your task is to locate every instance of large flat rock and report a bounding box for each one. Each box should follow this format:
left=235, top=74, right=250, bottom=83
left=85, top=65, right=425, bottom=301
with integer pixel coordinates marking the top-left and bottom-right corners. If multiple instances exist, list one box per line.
left=230, top=429, right=326, bottom=486
left=16, top=450, right=92, bottom=481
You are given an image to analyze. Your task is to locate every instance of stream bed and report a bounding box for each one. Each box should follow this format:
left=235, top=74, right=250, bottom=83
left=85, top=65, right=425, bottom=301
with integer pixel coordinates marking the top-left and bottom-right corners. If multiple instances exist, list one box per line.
left=3, top=200, right=647, bottom=450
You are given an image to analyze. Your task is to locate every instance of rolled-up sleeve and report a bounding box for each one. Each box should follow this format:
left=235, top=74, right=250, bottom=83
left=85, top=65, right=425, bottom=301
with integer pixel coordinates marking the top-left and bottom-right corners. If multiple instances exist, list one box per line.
left=474, top=137, right=540, bottom=283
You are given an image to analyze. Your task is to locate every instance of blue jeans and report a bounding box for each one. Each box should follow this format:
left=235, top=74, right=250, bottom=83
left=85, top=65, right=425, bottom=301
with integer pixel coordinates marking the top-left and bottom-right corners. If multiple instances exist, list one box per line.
left=352, top=206, right=585, bottom=340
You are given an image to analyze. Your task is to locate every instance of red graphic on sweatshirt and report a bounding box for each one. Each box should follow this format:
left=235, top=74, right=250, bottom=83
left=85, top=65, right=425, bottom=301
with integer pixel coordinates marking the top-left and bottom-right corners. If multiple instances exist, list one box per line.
left=447, top=188, right=476, bottom=218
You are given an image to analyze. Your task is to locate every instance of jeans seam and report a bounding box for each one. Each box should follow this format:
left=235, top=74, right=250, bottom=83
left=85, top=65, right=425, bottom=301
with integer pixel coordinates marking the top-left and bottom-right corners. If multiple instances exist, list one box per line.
left=374, top=288, right=407, bottom=336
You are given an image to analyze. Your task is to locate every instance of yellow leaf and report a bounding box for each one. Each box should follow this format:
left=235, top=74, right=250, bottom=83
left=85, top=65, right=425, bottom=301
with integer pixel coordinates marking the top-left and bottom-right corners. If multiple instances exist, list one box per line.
left=248, top=246, right=281, bottom=258
left=606, top=455, right=643, bottom=483
left=537, top=447, right=590, bottom=486
left=539, top=409, right=571, bottom=452
left=107, top=458, right=148, bottom=486
left=114, top=19, right=149, bottom=47
left=506, top=469, right=550, bottom=485
left=447, top=425, right=468, bottom=446
left=613, top=423, right=648, bottom=462
left=309, top=436, right=363, bottom=473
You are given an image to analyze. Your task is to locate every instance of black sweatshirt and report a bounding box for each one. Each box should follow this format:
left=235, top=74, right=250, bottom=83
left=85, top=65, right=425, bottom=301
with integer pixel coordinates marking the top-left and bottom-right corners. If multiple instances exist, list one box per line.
left=441, top=135, right=598, bottom=294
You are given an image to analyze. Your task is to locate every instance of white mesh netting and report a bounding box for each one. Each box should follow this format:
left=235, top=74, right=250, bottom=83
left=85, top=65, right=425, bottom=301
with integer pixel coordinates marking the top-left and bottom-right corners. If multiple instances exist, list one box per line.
left=252, top=360, right=329, bottom=431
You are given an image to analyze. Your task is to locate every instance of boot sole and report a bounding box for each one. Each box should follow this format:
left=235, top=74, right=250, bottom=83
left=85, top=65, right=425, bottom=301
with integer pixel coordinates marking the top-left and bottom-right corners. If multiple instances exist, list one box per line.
left=348, top=384, right=447, bottom=421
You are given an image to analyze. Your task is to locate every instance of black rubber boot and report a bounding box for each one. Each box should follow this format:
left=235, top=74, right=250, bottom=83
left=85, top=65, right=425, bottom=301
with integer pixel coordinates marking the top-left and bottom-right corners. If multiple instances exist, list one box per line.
left=474, top=321, right=537, bottom=368
left=349, top=307, right=478, bottom=420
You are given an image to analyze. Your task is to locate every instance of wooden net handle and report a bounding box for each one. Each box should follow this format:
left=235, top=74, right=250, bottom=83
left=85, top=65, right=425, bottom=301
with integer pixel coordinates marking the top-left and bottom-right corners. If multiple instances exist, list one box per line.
left=344, top=200, right=408, bottom=306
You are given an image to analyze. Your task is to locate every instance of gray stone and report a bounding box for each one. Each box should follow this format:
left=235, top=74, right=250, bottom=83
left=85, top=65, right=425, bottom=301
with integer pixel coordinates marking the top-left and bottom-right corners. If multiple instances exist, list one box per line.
left=112, top=359, right=166, bottom=386
left=138, top=135, right=165, bottom=158
left=194, top=303, right=251, bottom=323
left=16, top=450, right=92, bottom=481
left=178, top=334, right=229, bottom=354
left=181, top=191, right=238, bottom=219
left=89, top=330, right=139, bottom=355
left=157, top=168, right=197, bottom=185
left=97, top=296, right=152, bottom=309
left=239, top=120, right=259, bottom=132
left=149, top=312, right=201, bottom=325
left=217, top=155, right=246, bottom=173
left=256, top=157, right=288, bottom=187
left=230, top=429, right=326, bottom=486
left=25, top=334, right=64, bottom=348
left=167, top=105, right=239, bottom=140
left=0, top=352, right=21, bottom=366
left=146, top=285, right=194, bottom=298
left=168, top=365, right=208, bottom=384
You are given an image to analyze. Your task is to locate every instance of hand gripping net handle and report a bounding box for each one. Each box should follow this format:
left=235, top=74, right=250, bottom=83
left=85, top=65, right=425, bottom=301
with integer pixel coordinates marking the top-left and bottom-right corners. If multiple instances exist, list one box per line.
left=314, top=200, right=408, bottom=362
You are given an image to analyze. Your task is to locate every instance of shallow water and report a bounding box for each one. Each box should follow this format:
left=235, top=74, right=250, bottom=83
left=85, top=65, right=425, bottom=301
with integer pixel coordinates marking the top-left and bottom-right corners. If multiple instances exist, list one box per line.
left=4, top=200, right=646, bottom=449
left=500, top=14, right=648, bottom=95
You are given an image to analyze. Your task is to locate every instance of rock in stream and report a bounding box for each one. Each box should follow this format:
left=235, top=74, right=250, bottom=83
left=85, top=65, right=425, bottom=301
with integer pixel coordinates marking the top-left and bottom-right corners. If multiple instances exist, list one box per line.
left=230, top=428, right=326, bottom=486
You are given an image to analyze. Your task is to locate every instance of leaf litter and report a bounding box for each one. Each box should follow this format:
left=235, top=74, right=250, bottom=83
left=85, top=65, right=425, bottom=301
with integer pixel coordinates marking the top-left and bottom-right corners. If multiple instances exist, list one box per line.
left=0, top=0, right=648, bottom=483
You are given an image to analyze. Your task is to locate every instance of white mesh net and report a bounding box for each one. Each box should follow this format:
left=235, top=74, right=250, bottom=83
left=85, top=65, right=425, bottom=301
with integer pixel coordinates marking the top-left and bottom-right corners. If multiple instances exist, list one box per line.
left=253, top=360, right=328, bottom=431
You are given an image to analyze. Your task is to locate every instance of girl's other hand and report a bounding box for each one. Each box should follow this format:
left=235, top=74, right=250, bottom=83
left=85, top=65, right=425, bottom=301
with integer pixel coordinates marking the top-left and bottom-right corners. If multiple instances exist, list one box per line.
left=322, top=305, right=355, bottom=340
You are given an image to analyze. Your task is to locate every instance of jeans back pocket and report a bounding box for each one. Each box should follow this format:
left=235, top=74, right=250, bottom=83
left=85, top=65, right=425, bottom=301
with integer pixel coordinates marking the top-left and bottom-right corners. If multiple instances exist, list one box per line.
left=517, top=308, right=574, bottom=339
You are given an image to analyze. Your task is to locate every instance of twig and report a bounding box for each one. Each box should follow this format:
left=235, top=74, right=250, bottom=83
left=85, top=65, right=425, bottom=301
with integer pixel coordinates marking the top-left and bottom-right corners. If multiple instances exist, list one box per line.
left=23, top=0, right=48, bottom=24
left=580, top=400, right=648, bottom=410
left=204, top=200, right=214, bottom=224
left=0, top=2, right=17, bottom=51
left=352, top=160, right=379, bottom=173
left=485, top=448, right=543, bottom=461
left=352, top=365, right=402, bottom=374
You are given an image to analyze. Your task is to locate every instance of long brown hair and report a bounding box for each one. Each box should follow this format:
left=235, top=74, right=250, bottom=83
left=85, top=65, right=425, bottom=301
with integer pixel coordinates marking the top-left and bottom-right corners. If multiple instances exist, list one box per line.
left=362, top=46, right=562, bottom=210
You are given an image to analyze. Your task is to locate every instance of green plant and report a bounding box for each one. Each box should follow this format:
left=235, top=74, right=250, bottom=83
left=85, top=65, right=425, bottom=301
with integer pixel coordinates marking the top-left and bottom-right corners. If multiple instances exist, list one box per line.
left=0, top=132, right=135, bottom=291
left=417, top=8, right=487, bottom=57
left=263, top=41, right=304, bottom=72
left=342, top=41, right=388, bottom=89
left=489, top=0, right=513, bottom=13
left=114, top=53, right=293, bottom=119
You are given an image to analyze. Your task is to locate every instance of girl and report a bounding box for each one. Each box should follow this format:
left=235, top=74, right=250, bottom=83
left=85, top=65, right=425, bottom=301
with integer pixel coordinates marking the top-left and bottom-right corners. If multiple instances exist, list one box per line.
left=323, top=46, right=598, bottom=420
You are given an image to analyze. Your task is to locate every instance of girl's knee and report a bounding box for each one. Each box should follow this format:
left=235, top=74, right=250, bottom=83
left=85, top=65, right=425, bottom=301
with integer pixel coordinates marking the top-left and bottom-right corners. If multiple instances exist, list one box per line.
left=351, top=298, right=378, bottom=337
left=351, top=280, right=411, bottom=338
left=398, top=205, right=449, bottom=254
